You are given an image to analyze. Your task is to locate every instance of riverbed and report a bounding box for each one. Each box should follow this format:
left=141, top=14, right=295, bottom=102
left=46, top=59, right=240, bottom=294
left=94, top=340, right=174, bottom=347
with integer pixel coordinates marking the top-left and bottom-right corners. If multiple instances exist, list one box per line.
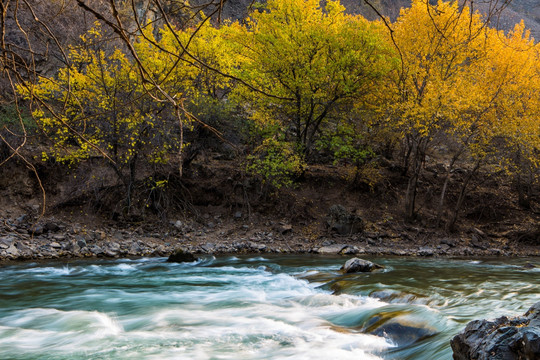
left=0, top=256, right=538, bottom=359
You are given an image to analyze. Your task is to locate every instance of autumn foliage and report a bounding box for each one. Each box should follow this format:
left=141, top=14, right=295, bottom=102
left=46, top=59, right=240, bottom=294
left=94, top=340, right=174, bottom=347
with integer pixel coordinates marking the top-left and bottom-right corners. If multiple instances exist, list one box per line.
left=12, top=0, right=540, bottom=226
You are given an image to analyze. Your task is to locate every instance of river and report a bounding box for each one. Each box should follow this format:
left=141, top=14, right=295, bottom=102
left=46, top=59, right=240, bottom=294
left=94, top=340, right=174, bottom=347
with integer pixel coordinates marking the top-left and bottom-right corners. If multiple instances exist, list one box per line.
left=0, top=255, right=538, bottom=359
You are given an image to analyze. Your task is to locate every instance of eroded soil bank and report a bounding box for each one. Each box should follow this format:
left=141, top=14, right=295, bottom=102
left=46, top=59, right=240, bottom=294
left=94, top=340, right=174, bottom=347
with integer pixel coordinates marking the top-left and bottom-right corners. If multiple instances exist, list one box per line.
left=1, top=155, right=538, bottom=262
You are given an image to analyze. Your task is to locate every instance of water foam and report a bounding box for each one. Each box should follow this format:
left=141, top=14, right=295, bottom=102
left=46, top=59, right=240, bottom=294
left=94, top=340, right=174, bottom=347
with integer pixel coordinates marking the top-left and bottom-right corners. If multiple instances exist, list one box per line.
left=0, top=257, right=411, bottom=359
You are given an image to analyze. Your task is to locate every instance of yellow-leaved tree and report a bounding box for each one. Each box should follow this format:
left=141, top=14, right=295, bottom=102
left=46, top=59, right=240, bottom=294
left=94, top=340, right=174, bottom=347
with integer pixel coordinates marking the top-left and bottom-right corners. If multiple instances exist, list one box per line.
left=19, top=23, right=196, bottom=213
left=391, top=0, right=490, bottom=221
left=219, top=0, right=397, bottom=187
left=390, top=0, right=539, bottom=228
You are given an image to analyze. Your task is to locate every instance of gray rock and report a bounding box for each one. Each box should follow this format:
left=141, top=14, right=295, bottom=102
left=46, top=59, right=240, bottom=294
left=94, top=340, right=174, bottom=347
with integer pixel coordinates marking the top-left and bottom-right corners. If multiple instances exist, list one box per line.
left=451, top=301, right=540, bottom=360
left=317, top=244, right=347, bottom=254
left=5, top=243, right=19, bottom=258
left=0, top=236, right=15, bottom=249
left=174, top=220, right=183, bottom=229
left=76, top=238, right=87, bottom=249
left=28, top=225, right=44, bottom=235
left=340, top=245, right=361, bottom=255
left=50, top=242, right=62, bottom=249
left=249, top=242, right=266, bottom=252
left=107, top=242, right=121, bottom=252
left=526, top=302, right=540, bottom=321
left=441, top=238, right=456, bottom=247
left=326, top=205, right=364, bottom=235
left=201, top=243, right=216, bottom=253
left=417, top=247, right=435, bottom=256
left=44, top=222, right=60, bottom=232
left=341, top=257, right=383, bottom=273
left=104, top=250, right=118, bottom=257
left=88, top=245, right=104, bottom=256
left=234, top=211, right=243, bottom=219
left=128, top=242, right=142, bottom=256
left=152, top=245, right=168, bottom=257
left=104, top=243, right=123, bottom=256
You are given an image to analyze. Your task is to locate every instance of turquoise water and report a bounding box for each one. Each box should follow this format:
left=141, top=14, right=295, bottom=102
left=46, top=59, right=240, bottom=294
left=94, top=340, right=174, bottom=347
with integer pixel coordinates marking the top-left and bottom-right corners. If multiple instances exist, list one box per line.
left=0, top=256, right=538, bottom=359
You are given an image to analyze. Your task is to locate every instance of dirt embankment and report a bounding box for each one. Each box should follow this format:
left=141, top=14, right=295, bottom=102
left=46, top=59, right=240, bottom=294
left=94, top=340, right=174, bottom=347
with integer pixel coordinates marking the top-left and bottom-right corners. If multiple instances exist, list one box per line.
left=0, top=152, right=539, bottom=262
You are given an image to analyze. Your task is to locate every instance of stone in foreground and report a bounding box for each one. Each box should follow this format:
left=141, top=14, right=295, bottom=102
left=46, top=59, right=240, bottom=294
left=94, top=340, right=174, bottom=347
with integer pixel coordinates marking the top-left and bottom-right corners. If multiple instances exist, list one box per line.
left=451, top=301, right=540, bottom=360
left=167, top=249, right=198, bottom=263
left=341, top=257, right=383, bottom=273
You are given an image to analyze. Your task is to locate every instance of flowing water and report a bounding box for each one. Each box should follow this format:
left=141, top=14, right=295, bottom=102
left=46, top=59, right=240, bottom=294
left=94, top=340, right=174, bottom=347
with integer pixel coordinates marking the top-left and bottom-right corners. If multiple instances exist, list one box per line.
left=0, top=255, right=538, bottom=360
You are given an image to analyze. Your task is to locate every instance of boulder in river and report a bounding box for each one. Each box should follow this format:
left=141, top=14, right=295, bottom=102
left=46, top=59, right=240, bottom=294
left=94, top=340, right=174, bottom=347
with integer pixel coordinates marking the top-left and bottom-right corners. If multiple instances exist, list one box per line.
left=341, top=257, right=383, bottom=273
left=451, top=301, right=540, bottom=360
left=167, top=248, right=198, bottom=263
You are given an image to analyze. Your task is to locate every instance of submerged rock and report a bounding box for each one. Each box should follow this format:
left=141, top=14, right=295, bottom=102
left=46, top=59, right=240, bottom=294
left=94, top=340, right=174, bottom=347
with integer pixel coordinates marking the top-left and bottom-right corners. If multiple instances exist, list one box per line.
left=167, top=248, right=197, bottom=263
left=370, top=320, right=437, bottom=347
left=341, top=257, right=383, bottom=273
left=362, top=309, right=438, bottom=347
left=369, top=289, right=428, bottom=305
left=451, top=301, right=540, bottom=360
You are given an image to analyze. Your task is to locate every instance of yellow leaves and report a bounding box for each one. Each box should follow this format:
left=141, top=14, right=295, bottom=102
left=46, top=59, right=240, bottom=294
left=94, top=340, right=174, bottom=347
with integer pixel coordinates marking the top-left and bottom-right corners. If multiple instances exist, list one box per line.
left=393, top=0, right=490, bottom=138
left=19, top=22, right=191, bottom=167
left=389, top=0, right=539, bottom=172
left=222, top=0, right=396, bottom=153
left=13, top=0, right=539, bottom=189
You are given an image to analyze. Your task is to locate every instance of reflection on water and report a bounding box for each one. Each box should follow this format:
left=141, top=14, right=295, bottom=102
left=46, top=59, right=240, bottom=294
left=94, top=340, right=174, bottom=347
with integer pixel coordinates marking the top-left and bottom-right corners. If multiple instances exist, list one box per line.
left=0, top=255, right=538, bottom=360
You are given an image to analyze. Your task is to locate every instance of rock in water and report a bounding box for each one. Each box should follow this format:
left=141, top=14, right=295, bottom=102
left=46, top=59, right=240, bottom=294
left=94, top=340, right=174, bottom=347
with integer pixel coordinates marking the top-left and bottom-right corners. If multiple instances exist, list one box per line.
left=451, top=301, right=540, bottom=360
left=370, top=320, right=437, bottom=347
left=167, top=249, right=197, bottom=263
left=341, top=257, right=383, bottom=273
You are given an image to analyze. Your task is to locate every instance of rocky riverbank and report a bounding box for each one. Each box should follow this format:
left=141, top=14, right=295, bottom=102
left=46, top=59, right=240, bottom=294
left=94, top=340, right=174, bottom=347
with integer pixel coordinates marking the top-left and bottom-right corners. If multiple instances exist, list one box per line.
left=1, top=212, right=539, bottom=262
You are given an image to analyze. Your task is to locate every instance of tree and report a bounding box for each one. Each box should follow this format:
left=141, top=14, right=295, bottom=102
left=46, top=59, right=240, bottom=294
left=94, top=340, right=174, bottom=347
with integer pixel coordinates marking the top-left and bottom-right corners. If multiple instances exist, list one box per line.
left=220, top=0, right=396, bottom=185
left=19, top=24, right=187, bottom=213
left=390, top=0, right=490, bottom=220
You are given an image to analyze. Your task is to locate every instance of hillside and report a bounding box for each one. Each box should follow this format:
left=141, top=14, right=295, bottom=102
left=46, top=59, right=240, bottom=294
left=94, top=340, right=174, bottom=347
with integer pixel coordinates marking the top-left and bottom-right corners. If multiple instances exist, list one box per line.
left=218, top=0, right=540, bottom=38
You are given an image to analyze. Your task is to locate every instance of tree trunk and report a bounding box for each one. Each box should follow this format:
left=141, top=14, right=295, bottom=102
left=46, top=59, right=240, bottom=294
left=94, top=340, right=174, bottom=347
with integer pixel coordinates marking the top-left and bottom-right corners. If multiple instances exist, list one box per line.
left=436, top=151, right=462, bottom=227
left=125, top=154, right=138, bottom=216
left=515, top=151, right=532, bottom=209
left=447, top=160, right=481, bottom=232
left=404, top=139, right=426, bottom=220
